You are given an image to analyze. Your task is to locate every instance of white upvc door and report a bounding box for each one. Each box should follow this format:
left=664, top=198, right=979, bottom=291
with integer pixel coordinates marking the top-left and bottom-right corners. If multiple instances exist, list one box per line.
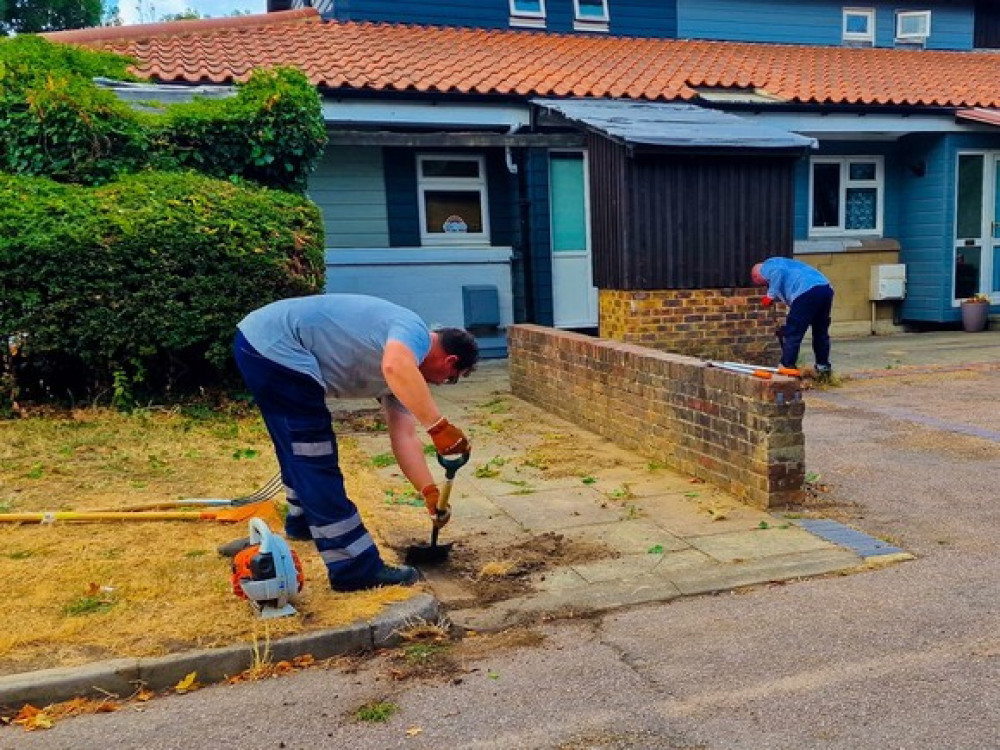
left=954, top=152, right=1000, bottom=303
left=549, top=150, right=598, bottom=328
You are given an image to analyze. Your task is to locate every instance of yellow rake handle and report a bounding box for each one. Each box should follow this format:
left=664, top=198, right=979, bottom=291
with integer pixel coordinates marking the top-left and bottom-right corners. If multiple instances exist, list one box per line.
left=0, top=500, right=275, bottom=524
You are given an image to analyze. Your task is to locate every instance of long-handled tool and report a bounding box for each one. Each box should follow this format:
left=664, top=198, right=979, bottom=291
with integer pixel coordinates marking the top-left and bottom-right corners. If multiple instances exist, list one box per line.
left=404, top=452, right=470, bottom=566
left=718, top=361, right=801, bottom=377
left=92, top=473, right=283, bottom=513
left=707, top=361, right=773, bottom=379
left=0, top=498, right=278, bottom=525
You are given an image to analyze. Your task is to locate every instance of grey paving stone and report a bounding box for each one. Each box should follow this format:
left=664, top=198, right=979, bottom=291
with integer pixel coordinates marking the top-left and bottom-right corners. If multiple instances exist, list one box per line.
left=684, top=526, right=840, bottom=563
left=664, top=547, right=863, bottom=596
left=563, top=519, right=689, bottom=556
left=492, top=486, right=624, bottom=532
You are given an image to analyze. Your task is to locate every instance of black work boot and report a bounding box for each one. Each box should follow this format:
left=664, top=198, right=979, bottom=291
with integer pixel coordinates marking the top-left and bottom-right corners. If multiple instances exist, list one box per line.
left=330, top=563, right=419, bottom=592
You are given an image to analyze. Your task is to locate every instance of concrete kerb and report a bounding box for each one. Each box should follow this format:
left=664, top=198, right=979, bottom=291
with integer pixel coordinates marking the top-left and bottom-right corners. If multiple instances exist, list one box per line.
left=0, top=593, right=439, bottom=711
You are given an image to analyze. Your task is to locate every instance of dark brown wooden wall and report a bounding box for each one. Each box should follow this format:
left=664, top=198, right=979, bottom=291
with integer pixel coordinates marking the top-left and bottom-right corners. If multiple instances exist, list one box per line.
left=588, top=133, right=797, bottom=290
left=975, top=0, right=1000, bottom=49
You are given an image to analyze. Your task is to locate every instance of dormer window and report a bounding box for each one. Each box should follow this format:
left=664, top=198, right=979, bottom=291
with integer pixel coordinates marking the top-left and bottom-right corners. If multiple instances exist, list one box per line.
left=574, top=0, right=609, bottom=32
left=510, top=0, right=546, bottom=29
left=843, top=8, right=875, bottom=45
left=896, top=10, right=931, bottom=43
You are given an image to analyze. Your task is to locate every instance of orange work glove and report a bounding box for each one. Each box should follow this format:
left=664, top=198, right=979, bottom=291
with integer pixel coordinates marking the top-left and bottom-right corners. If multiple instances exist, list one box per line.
left=420, top=484, right=451, bottom=529
left=761, top=295, right=773, bottom=307
left=427, top=417, right=470, bottom=456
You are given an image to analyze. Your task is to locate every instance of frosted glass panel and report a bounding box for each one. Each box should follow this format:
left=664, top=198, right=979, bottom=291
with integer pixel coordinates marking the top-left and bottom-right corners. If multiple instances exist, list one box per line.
left=550, top=154, right=586, bottom=253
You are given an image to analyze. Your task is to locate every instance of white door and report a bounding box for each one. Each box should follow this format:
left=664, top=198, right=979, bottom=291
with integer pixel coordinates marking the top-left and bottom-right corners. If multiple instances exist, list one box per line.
left=954, top=152, right=1000, bottom=302
left=549, top=151, right=598, bottom=328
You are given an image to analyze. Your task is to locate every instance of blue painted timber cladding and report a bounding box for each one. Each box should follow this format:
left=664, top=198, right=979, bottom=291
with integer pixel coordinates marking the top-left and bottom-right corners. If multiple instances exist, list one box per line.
left=324, top=0, right=968, bottom=46
left=383, top=148, right=421, bottom=247
left=897, top=135, right=951, bottom=322
left=526, top=148, right=554, bottom=326
left=900, top=133, right=1000, bottom=323
left=332, top=0, right=509, bottom=28
left=329, top=0, right=676, bottom=38
left=796, top=133, right=1000, bottom=324
left=485, top=151, right=519, bottom=249
left=677, top=0, right=973, bottom=49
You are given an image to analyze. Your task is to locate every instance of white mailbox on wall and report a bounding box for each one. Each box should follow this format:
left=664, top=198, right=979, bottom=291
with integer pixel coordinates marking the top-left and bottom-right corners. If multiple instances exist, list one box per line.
left=869, top=264, right=907, bottom=301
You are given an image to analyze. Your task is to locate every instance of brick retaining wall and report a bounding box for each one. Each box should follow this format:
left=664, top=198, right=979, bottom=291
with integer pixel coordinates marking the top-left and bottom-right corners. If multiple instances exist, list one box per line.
left=599, top=287, right=782, bottom=362
left=508, top=325, right=805, bottom=509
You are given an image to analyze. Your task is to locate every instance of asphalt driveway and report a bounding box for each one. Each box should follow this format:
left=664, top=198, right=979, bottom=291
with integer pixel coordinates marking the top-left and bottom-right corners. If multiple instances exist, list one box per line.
left=6, top=330, right=1000, bottom=749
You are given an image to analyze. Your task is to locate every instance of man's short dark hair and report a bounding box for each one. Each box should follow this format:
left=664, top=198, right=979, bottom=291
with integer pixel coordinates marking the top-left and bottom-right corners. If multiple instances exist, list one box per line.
left=437, top=327, right=480, bottom=373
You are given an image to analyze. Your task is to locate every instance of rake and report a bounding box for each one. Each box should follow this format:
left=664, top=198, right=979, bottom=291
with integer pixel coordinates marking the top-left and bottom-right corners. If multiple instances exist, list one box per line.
left=0, top=474, right=284, bottom=525
left=0, top=500, right=280, bottom=525
left=91, top=473, right=284, bottom=512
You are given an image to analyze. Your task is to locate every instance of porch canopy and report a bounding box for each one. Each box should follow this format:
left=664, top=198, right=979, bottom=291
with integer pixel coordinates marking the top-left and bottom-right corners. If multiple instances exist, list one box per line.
left=532, top=98, right=817, bottom=153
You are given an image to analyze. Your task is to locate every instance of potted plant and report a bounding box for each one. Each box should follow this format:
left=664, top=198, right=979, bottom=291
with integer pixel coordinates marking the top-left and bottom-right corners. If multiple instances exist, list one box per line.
left=961, top=292, right=991, bottom=332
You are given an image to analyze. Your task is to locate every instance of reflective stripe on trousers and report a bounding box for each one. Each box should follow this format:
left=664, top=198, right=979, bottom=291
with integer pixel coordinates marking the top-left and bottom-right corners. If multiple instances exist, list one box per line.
left=233, top=331, right=382, bottom=589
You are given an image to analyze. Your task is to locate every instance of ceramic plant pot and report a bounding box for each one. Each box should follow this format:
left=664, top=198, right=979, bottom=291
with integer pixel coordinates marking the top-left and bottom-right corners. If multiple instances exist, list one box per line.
left=961, top=300, right=989, bottom=332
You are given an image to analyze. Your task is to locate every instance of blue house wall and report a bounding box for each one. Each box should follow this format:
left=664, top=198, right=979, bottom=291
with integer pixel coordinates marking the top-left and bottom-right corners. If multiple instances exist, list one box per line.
left=324, top=0, right=971, bottom=48
left=524, top=148, right=554, bottom=326
left=896, top=135, right=952, bottom=322
left=678, top=0, right=973, bottom=49
left=330, top=0, right=677, bottom=37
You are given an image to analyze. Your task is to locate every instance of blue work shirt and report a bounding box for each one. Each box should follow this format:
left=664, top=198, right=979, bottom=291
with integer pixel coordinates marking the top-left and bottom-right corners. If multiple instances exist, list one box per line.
left=759, top=258, right=832, bottom=305
left=237, top=294, right=431, bottom=399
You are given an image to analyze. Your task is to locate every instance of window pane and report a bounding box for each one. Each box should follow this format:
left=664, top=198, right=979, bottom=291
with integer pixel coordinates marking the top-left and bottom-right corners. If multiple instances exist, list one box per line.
left=849, top=162, right=876, bottom=181
left=421, top=160, right=480, bottom=179
left=578, top=0, right=606, bottom=18
left=812, top=163, right=840, bottom=228
left=550, top=154, right=587, bottom=253
left=845, top=13, right=869, bottom=35
left=956, top=246, right=981, bottom=298
left=899, top=14, right=928, bottom=36
left=514, top=0, right=542, bottom=11
left=424, top=191, right=483, bottom=234
left=845, top=188, right=877, bottom=230
left=957, top=155, right=983, bottom=239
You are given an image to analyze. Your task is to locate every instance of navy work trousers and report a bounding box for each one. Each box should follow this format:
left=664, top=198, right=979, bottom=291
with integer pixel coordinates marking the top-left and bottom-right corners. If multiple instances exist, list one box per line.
left=233, top=331, right=382, bottom=590
left=780, top=284, right=834, bottom=369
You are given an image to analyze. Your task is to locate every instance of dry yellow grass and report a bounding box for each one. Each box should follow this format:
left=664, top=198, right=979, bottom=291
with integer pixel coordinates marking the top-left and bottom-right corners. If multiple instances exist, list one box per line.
left=0, top=406, right=422, bottom=676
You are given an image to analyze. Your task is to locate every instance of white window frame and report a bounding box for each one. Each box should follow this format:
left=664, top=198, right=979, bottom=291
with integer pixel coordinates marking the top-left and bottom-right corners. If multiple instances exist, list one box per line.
left=808, top=156, right=884, bottom=237
left=842, top=8, right=875, bottom=44
left=573, top=0, right=609, bottom=32
left=509, top=0, right=546, bottom=29
left=896, top=10, right=931, bottom=42
left=416, top=154, right=490, bottom=247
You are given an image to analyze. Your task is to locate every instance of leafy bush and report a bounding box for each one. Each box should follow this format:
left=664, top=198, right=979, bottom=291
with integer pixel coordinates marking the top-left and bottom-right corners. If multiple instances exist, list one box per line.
left=0, top=36, right=148, bottom=184
left=150, top=67, right=328, bottom=193
left=0, top=171, right=325, bottom=405
left=0, top=36, right=327, bottom=192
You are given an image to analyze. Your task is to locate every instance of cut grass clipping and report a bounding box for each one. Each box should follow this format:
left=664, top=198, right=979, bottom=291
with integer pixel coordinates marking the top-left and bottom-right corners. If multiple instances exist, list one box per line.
left=0, top=407, right=423, bottom=676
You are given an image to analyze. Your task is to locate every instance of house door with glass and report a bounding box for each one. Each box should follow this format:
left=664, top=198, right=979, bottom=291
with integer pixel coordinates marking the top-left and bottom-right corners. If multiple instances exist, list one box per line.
left=549, top=150, right=598, bottom=328
left=954, top=153, right=1000, bottom=302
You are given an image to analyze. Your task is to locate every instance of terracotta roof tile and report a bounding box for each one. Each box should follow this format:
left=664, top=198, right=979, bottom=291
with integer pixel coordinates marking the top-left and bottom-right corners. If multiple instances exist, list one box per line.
left=42, top=8, right=1000, bottom=108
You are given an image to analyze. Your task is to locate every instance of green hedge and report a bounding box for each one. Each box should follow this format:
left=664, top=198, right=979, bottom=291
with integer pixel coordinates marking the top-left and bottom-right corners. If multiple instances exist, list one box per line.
left=0, top=36, right=328, bottom=192
left=0, top=171, right=325, bottom=406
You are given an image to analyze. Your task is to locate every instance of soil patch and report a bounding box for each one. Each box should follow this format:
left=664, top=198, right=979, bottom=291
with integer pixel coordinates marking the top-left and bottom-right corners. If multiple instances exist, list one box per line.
left=418, top=532, right=618, bottom=605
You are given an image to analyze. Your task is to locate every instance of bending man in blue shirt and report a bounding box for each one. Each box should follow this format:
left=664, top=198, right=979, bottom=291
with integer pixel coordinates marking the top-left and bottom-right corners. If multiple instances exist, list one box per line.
left=233, top=294, right=478, bottom=592
left=751, top=258, right=834, bottom=377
